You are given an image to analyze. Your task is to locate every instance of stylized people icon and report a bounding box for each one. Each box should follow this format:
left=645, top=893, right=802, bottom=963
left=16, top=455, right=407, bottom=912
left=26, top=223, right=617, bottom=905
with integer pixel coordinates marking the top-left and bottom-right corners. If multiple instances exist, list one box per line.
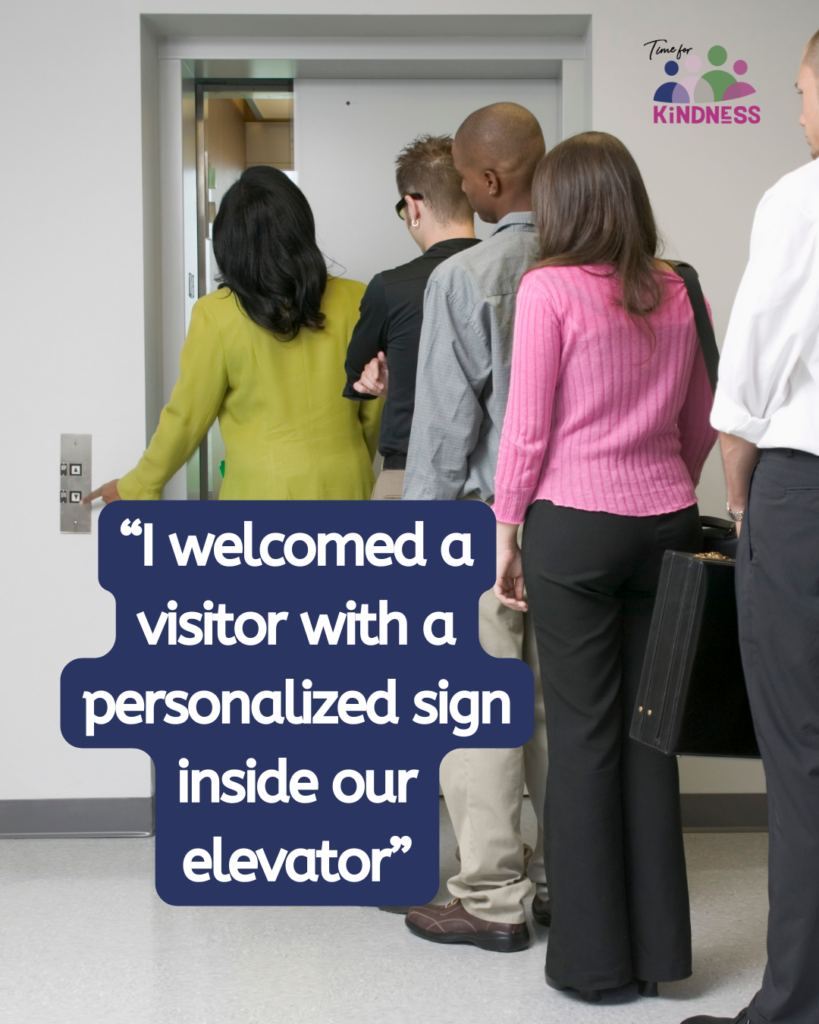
left=654, top=60, right=691, bottom=103
left=678, top=53, right=703, bottom=104
left=654, top=46, right=756, bottom=104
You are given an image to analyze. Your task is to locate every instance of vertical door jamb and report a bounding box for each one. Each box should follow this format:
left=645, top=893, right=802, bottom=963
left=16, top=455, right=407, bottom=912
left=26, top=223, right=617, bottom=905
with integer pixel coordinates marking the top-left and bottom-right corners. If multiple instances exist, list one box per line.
left=194, top=82, right=209, bottom=500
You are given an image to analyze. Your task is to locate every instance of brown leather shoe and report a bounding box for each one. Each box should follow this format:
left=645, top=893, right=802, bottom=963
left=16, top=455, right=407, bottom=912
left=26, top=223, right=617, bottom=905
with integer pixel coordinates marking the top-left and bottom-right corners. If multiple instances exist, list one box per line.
left=405, top=898, right=530, bottom=952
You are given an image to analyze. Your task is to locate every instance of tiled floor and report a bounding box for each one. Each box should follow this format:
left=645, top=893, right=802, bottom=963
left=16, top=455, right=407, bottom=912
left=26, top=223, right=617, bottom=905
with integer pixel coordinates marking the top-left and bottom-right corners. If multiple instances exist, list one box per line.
left=0, top=800, right=767, bottom=1024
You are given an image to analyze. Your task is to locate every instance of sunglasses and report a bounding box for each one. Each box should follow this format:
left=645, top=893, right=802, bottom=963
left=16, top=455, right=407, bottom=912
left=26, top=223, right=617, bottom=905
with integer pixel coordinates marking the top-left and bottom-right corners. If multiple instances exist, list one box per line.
left=396, top=193, right=424, bottom=221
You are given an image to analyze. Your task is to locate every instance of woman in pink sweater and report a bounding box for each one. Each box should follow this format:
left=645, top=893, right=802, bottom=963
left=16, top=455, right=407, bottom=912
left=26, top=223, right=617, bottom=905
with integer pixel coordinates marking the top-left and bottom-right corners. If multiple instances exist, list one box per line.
left=494, top=133, right=717, bottom=1002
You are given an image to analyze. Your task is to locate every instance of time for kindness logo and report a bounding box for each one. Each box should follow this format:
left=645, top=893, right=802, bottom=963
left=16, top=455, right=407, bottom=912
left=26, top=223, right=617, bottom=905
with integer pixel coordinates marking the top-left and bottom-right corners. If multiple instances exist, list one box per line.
left=645, top=39, right=760, bottom=125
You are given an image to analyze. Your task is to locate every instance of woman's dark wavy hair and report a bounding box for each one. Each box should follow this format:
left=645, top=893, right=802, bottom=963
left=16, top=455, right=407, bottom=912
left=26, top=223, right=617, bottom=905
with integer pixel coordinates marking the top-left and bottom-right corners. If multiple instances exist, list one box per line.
left=213, top=166, right=327, bottom=340
left=531, top=132, right=664, bottom=321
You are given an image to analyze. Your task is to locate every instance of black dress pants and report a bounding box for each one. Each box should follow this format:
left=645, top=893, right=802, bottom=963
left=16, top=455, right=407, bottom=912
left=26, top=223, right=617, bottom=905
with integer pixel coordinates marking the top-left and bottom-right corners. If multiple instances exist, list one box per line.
left=740, top=450, right=819, bottom=1024
left=522, top=499, right=699, bottom=991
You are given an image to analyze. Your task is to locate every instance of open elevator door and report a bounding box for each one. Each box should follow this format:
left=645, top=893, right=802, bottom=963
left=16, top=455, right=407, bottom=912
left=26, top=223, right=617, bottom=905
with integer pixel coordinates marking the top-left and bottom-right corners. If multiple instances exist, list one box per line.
left=190, top=77, right=562, bottom=500
left=157, top=17, right=587, bottom=502
left=191, top=78, right=295, bottom=500
left=184, top=66, right=580, bottom=499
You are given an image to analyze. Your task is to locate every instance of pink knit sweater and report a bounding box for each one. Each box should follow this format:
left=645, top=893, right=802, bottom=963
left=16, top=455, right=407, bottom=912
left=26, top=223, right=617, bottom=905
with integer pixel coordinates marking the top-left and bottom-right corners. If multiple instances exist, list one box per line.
left=493, top=265, right=717, bottom=523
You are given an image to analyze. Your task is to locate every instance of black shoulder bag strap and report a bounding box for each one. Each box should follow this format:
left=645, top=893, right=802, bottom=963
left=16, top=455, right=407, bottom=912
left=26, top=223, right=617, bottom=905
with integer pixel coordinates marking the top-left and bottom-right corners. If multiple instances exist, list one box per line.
left=666, top=261, right=738, bottom=549
left=664, top=260, right=720, bottom=392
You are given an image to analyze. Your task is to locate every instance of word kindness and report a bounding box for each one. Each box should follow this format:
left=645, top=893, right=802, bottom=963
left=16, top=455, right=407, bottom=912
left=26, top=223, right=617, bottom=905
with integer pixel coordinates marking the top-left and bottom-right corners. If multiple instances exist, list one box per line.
left=654, top=103, right=760, bottom=124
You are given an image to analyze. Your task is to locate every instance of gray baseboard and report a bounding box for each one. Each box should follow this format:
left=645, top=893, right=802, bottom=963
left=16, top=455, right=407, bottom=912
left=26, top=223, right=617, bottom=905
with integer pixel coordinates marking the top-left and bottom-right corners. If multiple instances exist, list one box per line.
left=681, top=793, right=768, bottom=832
left=0, top=798, right=154, bottom=838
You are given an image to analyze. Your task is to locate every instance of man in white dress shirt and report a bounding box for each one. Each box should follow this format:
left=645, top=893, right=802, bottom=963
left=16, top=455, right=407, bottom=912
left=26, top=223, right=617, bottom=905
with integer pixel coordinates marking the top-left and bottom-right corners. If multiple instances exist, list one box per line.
left=681, top=30, right=819, bottom=1024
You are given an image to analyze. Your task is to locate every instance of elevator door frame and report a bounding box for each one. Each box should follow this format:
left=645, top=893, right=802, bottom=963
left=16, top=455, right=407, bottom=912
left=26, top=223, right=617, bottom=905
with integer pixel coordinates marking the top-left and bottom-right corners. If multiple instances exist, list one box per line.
left=152, top=19, right=590, bottom=500
left=192, top=78, right=294, bottom=500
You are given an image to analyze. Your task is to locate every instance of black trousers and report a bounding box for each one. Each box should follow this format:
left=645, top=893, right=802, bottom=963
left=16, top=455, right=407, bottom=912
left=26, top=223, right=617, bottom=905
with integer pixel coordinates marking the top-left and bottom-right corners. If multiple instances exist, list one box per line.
left=740, top=450, right=819, bottom=1024
left=522, top=499, right=699, bottom=990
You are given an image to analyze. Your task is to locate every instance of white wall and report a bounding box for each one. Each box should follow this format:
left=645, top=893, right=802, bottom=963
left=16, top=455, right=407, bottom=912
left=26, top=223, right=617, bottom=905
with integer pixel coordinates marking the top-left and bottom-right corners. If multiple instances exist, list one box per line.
left=1, top=0, right=815, bottom=801
left=295, top=78, right=560, bottom=285
left=1, top=3, right=154, bottom=798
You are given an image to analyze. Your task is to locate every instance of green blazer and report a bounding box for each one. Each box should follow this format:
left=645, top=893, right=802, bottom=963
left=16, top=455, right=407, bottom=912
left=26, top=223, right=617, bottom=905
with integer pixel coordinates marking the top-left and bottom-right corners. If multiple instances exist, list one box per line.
left=118, top=278, right=383, bottom=501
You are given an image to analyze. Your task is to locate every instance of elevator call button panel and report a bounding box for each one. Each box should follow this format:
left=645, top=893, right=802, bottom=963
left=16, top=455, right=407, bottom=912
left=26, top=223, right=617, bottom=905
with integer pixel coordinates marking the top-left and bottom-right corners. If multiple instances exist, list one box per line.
left=60, top=434, right=91, bottom=534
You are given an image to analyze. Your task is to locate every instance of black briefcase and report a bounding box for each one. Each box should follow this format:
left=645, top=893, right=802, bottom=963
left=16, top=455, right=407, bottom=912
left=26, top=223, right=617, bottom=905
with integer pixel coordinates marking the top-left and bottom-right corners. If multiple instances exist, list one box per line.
left=701, top=516, right=738, bottom=559
left=630, top=550, right=760, bottom=758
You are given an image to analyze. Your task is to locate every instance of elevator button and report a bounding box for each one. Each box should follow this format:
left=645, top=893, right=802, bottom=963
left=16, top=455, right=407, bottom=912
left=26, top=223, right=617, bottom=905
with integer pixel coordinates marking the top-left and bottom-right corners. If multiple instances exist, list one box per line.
left=60, top=433, right=91, bottom=534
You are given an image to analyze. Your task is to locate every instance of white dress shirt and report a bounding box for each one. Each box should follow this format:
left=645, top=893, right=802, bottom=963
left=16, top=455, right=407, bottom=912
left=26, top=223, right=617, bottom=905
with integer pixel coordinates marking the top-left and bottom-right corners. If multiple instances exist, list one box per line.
left=712, top=158, right=819, bottom=454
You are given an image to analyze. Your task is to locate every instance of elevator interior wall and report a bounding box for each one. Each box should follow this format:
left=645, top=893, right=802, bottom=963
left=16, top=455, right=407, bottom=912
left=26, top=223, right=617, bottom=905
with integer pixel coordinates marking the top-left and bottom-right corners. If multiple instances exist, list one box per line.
left=294, top=78, right=560, bottom=287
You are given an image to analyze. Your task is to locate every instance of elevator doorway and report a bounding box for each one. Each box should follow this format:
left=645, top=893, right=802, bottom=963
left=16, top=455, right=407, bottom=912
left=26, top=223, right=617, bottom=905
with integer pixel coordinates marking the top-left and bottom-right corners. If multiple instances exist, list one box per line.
left=154, top=17, right=589, bottom=501
left=187, top=75, right=562, bottom=499
left=191, top=79, right=296, bottom=500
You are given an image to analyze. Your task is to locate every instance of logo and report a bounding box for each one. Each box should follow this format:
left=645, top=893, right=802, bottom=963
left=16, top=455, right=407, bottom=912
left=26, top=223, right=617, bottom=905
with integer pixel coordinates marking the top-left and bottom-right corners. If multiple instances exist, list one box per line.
left=645, top=40, right=760, bottom=125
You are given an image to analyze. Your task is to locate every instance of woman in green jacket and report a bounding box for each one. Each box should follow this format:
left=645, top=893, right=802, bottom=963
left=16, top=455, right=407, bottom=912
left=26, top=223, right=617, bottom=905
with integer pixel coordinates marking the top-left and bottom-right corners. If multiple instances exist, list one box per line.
left=86, top=167, right=383, bottom=504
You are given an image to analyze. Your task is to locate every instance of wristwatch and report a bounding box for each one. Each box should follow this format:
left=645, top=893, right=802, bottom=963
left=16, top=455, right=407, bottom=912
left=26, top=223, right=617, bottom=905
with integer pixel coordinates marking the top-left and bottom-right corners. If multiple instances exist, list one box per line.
left=726, top=504, right=744, bottom=523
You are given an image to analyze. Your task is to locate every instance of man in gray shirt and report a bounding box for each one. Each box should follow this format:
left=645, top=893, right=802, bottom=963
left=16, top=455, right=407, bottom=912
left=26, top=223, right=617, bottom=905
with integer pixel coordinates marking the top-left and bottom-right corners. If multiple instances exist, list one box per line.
left=403, top=103, right=550, bottom=952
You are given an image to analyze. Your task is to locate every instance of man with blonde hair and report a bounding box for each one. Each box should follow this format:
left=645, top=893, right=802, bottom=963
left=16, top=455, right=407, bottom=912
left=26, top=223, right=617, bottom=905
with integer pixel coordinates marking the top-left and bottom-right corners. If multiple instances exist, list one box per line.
left=343, top=134, right=478, bottom=498
left=681, top=30, right=819, bottom=1024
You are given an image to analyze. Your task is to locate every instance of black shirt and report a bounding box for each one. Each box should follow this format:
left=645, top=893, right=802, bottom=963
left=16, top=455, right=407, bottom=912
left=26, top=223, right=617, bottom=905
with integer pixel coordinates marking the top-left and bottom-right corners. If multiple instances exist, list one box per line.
left=343, top=237, right=481, bottom=468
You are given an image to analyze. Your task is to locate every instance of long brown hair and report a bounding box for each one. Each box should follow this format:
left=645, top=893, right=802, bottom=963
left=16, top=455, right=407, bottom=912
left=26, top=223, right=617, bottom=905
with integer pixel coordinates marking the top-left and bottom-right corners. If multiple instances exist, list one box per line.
left=531, top=132, right=664, bottom=319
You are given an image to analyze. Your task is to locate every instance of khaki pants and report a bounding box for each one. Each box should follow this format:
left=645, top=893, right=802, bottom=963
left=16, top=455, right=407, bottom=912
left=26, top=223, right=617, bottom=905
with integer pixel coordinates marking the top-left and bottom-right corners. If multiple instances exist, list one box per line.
left=371, top=468, right=405, bottom=500
left=441, top=588, right=549, bottom=924
left=375, top=477, right=548, bottom=922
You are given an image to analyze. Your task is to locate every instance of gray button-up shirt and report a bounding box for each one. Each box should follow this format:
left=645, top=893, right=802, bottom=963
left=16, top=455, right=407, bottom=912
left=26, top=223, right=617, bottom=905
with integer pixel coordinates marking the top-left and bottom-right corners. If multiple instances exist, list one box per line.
left=402, top=212, right=538, bottom=501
